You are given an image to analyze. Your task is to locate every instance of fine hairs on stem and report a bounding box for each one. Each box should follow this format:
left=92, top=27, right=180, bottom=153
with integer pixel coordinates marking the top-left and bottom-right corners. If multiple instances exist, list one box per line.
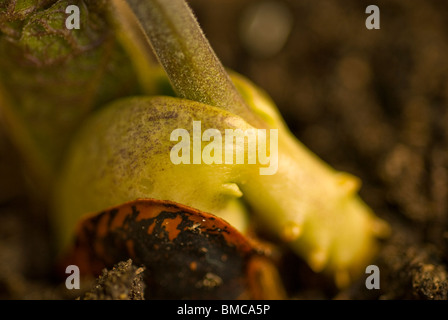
left=122, top=0, right=266, bottom=128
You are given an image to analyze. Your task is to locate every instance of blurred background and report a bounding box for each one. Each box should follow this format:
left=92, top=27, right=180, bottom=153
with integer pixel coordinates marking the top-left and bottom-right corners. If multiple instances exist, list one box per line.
left=187, top=0, right=448, bottom=298
left=1, top=0, right=448, bottom=299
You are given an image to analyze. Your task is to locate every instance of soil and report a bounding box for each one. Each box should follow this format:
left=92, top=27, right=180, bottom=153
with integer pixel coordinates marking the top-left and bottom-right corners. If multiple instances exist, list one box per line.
left=1, top=0, right=447, bottom=299
left=79, top=260, right=145, bottom=300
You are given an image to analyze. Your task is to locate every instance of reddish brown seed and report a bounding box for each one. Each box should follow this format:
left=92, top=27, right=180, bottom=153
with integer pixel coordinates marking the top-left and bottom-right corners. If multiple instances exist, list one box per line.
left=63, top=198, right=263, bottom=299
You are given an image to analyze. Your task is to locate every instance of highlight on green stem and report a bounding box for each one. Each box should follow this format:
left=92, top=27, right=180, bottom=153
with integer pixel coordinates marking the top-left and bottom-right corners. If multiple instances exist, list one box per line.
left=51, top=0, right=390, bottom=287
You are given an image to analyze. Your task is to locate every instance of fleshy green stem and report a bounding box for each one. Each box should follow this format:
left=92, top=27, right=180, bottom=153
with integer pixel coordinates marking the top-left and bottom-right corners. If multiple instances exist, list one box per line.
left=123, top=0, right=265, bottom=128
left=54, top=0, right=390, bottom=285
